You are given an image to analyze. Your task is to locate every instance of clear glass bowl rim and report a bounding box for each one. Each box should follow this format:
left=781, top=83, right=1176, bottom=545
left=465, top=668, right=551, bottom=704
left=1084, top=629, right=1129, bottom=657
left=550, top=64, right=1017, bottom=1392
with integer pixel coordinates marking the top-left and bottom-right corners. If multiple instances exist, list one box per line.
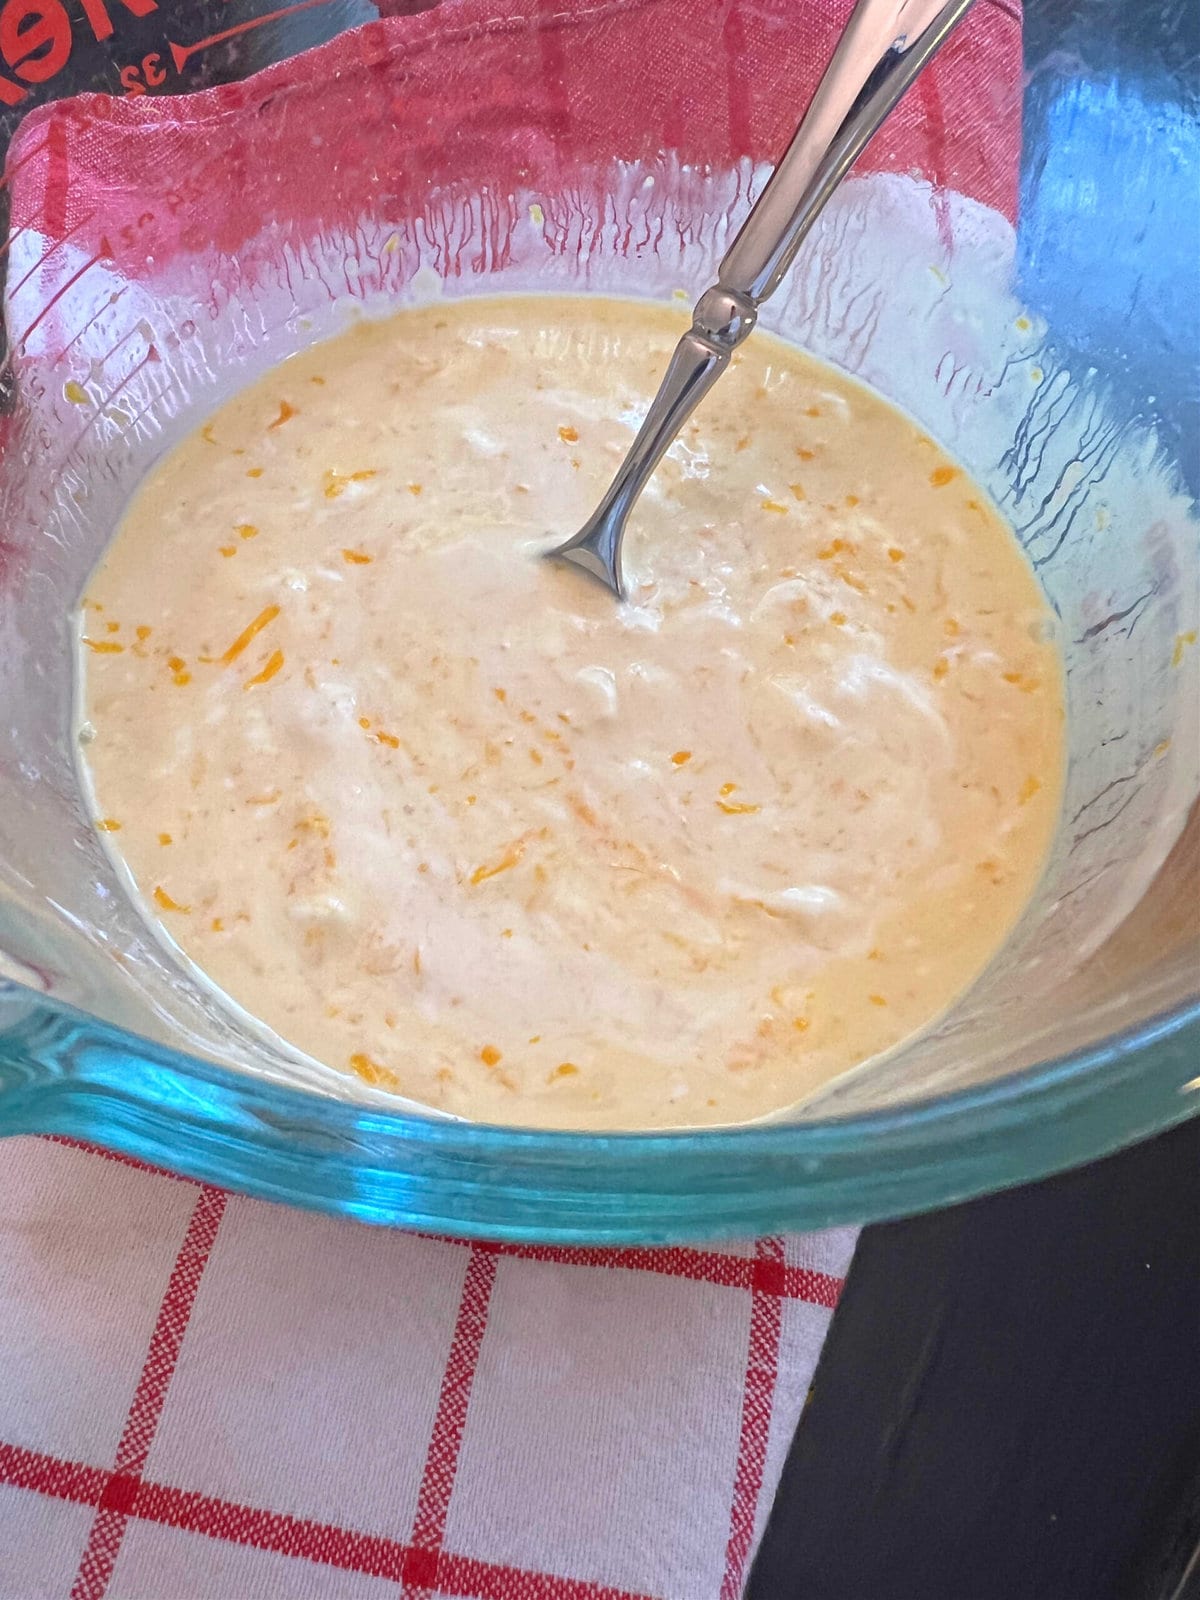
left=2, top=982, right=1197, bottom=1241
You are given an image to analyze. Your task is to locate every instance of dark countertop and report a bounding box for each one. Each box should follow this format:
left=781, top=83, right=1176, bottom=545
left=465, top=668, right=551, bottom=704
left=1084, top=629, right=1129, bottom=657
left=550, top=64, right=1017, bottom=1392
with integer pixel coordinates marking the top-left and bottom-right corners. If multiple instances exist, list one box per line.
left=751, top=1114, right=1200, bottom=1600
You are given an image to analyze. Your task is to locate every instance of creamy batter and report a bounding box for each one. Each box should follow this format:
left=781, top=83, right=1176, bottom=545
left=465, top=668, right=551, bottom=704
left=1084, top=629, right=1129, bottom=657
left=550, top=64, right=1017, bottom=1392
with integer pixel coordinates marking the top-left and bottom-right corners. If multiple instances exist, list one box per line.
left=78, top=296, right=1064, bottom=1129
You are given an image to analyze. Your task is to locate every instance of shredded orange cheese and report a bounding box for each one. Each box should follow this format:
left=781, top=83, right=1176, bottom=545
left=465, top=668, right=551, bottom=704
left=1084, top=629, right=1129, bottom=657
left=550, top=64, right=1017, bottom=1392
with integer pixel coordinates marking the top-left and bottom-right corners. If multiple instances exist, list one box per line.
left=342, top=549, right=373, bottom=564
left=205, top=604, right=280, bottom=667
left=470, top=839, right=526, bottom=885
left=244, top=648, right=284, bottom=688
left=268, top=400, right=296, bottom=430
left=549, top=1063, right=579, bottom=1081
left=929, top=465, right=960, bottom=488
left=323, top=469, right=377, bottom=500
left=348, top=1051, right=401, bottom=1090
left=1002, top=670, right=1041, bottom=693
left=567, top=794, right=599, bottom=828
left=558, top=425, right=578, bottom=443
left=83, top=638, right=124, bottom=654
left=96, top=818, right=122, bottom=832
left=480, top=1045, right=503, bottom=1067
left=153, top=885, right=190, bottom=913
left=671, top=750, right=692, bottom=766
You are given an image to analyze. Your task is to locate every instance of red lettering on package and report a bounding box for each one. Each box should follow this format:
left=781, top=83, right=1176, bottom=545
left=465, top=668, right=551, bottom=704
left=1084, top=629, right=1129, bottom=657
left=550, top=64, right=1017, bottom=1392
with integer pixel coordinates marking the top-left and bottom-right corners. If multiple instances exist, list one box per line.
left=0, top=0, right=159, bottom=106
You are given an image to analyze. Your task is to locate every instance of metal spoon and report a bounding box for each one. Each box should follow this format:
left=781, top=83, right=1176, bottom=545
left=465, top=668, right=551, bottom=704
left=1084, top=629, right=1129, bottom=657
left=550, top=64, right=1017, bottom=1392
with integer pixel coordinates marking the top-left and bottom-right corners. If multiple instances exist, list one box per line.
left=546, top=0, right=976, bottom=599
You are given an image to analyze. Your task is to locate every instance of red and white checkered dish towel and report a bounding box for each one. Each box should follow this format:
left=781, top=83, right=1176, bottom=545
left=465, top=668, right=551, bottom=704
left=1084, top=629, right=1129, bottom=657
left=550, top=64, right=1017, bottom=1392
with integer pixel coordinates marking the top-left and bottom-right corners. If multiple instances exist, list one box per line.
left=0, top=1138, right=856, bottom=1599
left=0, top=1, right=1022, bottom=1593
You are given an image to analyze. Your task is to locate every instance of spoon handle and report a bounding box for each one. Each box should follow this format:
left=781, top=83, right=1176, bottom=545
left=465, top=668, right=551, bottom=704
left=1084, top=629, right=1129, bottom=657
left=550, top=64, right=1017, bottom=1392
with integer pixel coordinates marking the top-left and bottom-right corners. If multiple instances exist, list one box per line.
left=720, top=0, right=976, bottom=306
left=549, top=0, right=975, bottom=597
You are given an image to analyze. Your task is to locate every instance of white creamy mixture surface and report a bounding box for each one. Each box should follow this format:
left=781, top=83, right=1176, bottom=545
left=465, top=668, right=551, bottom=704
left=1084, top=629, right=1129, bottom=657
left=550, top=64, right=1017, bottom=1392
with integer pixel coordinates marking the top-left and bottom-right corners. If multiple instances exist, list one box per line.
left=79, top=296, right=1064, bottom=1129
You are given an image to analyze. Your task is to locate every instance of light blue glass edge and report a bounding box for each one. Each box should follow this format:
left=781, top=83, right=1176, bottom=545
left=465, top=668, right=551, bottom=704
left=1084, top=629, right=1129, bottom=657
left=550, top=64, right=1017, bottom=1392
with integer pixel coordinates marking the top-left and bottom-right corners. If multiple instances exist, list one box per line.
left=1, top=983, right=1197, bottom=1242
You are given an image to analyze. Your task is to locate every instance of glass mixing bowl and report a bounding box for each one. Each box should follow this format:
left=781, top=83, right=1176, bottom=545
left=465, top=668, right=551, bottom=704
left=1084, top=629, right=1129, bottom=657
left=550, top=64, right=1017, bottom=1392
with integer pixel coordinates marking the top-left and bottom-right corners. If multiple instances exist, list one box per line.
left=0, top=0, right=1196, bottom=1241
